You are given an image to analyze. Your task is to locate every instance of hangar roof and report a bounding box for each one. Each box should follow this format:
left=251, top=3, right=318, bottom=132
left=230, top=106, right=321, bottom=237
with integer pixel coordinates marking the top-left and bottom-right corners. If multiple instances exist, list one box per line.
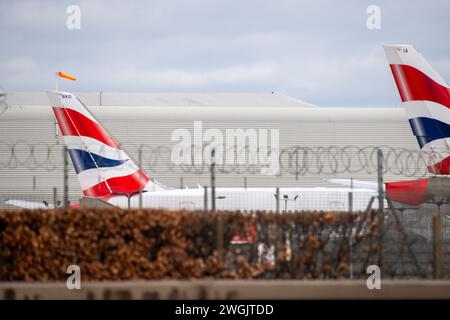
left=4, top=91, right=317, bottom=108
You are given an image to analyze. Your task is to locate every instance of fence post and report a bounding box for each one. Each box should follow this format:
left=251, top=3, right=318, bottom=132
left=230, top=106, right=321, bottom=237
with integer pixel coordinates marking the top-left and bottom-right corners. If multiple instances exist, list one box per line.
left=210, top=148, right=216, bottom=212
left=138, top=148, right=143, bottom=209
left=433, top=207, right=443, bottom=279
left=275, top=187, right=280, bottom=213
left=53, top=187, right=57, bottom=211
left=244, top=177, right=247, bottom=189
left=348, top=178, right=354, bottom=278
left=180, top=176, right=184, bottom=189
left=63, top=146, right=69, bottom=208
left=216, top=216, right=224, bottom=260
left=203, top=186, right=208, bottom=212
left=377, top=149, right=384, bottom=268
left=348, top=177, right=353, bottom=213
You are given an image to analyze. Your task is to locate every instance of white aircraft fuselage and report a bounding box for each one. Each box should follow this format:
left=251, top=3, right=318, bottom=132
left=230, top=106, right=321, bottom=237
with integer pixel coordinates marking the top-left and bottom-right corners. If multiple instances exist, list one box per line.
left=107, top=187, right=378, bottom=212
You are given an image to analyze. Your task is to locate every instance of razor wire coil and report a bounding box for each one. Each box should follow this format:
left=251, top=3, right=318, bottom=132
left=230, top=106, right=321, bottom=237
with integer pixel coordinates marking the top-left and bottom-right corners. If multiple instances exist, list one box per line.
left=0, top=141, right=443, bottom=177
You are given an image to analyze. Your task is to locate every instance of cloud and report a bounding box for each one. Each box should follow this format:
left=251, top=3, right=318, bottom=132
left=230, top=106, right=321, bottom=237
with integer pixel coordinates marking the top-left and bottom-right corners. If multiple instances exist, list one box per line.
left=81, top=63, right=277, bottom=88
left=140, top=64, right=277, bottom=86
left=0, top=0, right=449, bottom=106
left=0, top=56, right=41, bottom=87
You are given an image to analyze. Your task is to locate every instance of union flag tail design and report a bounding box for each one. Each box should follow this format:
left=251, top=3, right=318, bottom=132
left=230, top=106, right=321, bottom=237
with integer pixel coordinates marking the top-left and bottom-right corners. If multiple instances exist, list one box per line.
left=47, top=91, right=162, bottom=198
left=384, top=45, right=450, bottom=174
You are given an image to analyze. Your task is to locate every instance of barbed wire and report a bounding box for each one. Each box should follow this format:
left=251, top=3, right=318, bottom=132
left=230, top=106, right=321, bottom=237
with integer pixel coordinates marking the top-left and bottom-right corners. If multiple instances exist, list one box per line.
left=0, top=141, right=444, bottom=177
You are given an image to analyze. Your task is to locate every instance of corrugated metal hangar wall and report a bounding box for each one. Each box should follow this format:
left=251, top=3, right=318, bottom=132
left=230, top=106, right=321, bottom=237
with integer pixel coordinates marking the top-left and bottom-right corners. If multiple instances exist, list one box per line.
left=0, top=92, right=421, bottom=205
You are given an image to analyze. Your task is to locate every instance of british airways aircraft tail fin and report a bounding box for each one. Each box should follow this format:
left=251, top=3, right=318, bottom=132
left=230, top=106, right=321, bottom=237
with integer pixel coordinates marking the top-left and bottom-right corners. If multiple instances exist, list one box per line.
left=384, top=45, right=450, bottom=174
left=47, top=91, right=166, bottom=199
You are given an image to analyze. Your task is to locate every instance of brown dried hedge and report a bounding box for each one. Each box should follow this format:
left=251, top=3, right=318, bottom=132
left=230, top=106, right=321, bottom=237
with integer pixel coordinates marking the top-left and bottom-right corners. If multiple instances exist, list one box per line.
left=0, top=208, right=379, bottom=281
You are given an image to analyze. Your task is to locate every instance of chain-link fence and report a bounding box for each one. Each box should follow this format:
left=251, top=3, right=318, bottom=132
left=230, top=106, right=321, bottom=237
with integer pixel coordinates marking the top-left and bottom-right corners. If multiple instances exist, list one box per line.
left=0, top=208, right=449, bottom=280
left=0, top=143, right=449, bottom=280
left=0, top=142, right=446, bottom=204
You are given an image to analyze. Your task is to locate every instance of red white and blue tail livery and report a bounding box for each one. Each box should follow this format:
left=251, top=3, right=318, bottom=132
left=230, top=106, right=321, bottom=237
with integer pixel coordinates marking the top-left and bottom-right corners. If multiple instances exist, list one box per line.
left=384, top=45, right=450, bottom=175
left=383, top=45, right=450, bottom=206
left=47, top=91, right=164, bottom=199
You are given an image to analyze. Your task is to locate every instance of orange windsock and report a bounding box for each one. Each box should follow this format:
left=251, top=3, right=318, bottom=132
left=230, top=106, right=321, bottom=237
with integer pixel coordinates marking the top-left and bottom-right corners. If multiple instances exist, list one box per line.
left=57, top=71, right=77, bottom=81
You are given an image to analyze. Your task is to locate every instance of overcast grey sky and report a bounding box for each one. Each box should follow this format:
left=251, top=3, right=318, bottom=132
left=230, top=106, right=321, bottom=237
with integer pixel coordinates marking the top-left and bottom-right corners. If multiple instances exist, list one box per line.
left=0, top=0, right=449, bottom=106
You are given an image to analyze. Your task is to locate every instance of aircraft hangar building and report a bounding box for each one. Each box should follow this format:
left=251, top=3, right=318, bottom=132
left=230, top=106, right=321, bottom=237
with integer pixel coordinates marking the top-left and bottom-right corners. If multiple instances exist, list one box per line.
left=0, top=91, right=422, bottom=205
